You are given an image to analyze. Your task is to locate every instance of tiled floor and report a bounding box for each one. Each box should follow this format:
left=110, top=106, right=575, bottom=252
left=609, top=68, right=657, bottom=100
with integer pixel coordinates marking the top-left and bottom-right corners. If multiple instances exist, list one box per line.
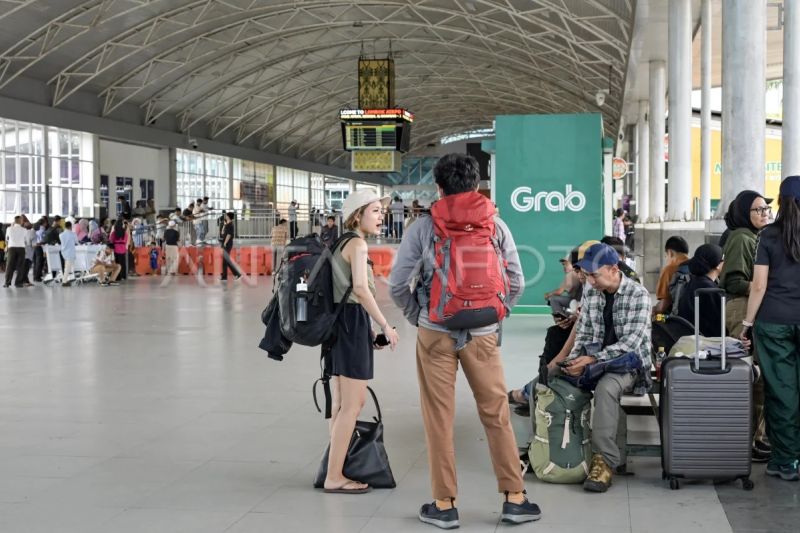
left=0, top=274, right=796, bottom=532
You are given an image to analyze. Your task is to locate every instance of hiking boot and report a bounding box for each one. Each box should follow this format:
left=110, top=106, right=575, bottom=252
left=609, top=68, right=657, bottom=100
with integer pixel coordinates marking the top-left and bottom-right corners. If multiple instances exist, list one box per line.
left=418, top=502, right=459, bottom=530
left=766, top=460, right=800, bottom=481
left=584, top=454, right=613, bottom=492
left=500, top=492, right=541, bottom=524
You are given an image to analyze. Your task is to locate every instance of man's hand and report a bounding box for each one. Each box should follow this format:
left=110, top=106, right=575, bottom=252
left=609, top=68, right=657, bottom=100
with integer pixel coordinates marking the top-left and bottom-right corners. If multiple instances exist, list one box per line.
left=563, top=355, right=596, bottom=376
left=555, top=313, right=577, bottom=329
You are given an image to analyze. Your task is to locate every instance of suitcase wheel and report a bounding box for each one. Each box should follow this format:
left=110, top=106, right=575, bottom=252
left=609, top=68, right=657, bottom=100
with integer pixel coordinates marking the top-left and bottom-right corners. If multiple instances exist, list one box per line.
left=669, top=477, right=680, bottom=490
left=742, top=478, right=754, bottom=491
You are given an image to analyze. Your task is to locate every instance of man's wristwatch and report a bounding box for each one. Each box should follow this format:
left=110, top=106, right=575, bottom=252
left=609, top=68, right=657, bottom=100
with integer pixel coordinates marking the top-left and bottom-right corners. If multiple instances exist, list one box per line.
left=742, top=320, right=754, bottom=329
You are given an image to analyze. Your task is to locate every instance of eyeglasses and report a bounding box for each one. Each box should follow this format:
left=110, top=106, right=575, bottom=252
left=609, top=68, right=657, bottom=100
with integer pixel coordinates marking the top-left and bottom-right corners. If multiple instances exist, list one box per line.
left=750, top=206, right=772, bottom=216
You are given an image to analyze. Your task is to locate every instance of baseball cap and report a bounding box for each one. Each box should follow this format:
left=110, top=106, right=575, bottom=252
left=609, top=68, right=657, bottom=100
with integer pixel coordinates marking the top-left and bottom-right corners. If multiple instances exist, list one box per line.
left=576, top=243, right=620, bottom=274
left=569, top=240, right=601, bottom=265
left=168, top=220, right=176, bottom=227
left=780, top=175, right=800, bottom=201
left=342, top=189, right=390, bottom=221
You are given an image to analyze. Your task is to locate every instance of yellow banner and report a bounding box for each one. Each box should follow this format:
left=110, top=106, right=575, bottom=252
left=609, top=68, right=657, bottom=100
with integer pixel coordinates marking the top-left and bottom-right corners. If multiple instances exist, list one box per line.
left=690, top=126, right=783, bottom=202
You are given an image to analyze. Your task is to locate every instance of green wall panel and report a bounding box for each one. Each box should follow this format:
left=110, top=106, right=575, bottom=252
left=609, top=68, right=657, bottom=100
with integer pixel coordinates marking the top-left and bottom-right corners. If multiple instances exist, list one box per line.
left=495, top=114, right=604, bottom=314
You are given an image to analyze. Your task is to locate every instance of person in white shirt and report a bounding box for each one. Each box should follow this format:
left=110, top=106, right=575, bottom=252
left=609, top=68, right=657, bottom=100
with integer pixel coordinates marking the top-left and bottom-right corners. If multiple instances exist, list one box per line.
left=4, top=216, right=29, bottom=288
left=59, top=221, right=79, bottom=287
left=193, top=198, right=207, bottom=244
left=91, top=243, right=121, bottom=286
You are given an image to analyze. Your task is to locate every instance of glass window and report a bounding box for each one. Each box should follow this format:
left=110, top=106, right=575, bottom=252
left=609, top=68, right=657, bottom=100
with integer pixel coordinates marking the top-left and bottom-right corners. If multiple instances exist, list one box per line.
left=3, top=120, right=17, bottom=152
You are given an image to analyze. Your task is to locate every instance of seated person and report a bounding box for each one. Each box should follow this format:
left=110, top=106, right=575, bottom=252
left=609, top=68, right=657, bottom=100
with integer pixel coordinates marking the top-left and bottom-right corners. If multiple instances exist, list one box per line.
left=508, top=240, right=641, bottom=410
left=91, top=243, right=122, bottom=286
left=544, top=255, right=581, bottom=304
left=559, top=243, right=651, bottom=493
left=652, top=236, right=690, bottom=316
left=600, top=235, right=639, bottom=283
left=676, top=244, right=725, bottom=337
left=508, top=242, right=597, bottom=410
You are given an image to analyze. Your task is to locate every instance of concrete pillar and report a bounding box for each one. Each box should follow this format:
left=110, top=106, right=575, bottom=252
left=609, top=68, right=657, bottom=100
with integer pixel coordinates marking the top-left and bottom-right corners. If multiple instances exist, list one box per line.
left=637, top=100, right=650, bottom=222
left=649, top=60, right=666, bottom=222
left=784, top=0, right=800, bottom=178
left=721, top=0, right=766, bottom=207
left=700, top=0, right=712, bottom=219
left=667, top=0, right=693, bottom=221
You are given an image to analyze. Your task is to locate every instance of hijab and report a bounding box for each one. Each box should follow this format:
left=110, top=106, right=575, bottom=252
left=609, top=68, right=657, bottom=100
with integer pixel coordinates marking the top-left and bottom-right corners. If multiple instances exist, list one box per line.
left=719, top=190, right=771, bottom=248
left=687, top=244, right=724, bottom=277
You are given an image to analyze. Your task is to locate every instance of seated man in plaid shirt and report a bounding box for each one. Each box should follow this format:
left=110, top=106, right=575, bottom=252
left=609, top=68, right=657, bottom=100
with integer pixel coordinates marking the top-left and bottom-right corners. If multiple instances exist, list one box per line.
left=560, top=243, right=652, bottom=493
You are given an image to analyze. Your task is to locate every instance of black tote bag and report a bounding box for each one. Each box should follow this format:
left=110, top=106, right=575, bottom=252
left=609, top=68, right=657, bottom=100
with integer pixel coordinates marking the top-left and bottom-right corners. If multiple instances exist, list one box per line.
left=312, top=386, right=396, bottom=489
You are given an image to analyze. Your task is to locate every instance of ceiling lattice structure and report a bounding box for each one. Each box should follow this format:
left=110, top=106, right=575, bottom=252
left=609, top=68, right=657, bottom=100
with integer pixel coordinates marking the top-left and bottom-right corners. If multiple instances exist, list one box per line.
left=0, top=0, right=635, bottom=169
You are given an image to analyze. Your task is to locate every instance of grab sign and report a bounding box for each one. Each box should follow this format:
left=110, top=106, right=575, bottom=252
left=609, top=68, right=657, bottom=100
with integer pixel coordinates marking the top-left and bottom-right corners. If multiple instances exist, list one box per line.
left=612, top=157, right=628, bottom=180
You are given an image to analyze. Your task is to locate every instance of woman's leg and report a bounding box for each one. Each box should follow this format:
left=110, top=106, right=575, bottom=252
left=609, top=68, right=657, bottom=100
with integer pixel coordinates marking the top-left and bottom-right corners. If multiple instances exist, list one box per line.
left=324, top=375, right=368, bottom=489
left=328, top=376, right=341, bottom=434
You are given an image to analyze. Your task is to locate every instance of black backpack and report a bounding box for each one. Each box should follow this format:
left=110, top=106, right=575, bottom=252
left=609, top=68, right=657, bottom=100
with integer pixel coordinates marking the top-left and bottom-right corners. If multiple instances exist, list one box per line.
left=668, top=262, right=691, bottom=316
left=273, top=231, right=358, bottom=346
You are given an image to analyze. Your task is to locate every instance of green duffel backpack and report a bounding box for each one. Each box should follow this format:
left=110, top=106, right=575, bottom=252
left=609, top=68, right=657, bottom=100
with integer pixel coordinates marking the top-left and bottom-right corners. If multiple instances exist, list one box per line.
left=529, top=377, right=593, bottom=484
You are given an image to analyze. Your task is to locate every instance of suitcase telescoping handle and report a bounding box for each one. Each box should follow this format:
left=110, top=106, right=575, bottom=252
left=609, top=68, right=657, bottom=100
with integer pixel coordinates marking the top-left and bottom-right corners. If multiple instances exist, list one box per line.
left=694, top=287, right=727, bottom=371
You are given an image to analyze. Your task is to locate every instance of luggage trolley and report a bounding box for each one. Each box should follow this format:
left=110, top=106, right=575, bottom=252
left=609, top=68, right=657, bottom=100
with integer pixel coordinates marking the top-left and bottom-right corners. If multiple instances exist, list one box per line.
left=72, top=244, right=102, bottom=285
left=42, top=244, right=63, bottom=285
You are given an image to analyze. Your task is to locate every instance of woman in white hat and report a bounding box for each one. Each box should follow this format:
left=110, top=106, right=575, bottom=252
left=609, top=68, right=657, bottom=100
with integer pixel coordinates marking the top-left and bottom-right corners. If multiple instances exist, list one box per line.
left=323, top=189, right=400, bottom=494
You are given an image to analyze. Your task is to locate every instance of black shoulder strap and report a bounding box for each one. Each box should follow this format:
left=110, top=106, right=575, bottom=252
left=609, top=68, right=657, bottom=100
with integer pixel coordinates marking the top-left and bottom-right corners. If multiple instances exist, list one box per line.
left=314, top=231, right=360, bottom=419
left=314, top=381, right=382, bottom=422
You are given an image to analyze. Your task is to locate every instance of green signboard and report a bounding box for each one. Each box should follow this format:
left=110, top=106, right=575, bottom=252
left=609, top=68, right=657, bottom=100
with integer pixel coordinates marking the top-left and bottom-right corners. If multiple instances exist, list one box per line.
left=495, top=114, right=604, bottom=314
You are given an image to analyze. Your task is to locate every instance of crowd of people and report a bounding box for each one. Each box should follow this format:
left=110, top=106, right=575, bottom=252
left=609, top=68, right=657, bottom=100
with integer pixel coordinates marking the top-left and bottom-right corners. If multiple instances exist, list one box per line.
left=0, top=194, right=227, bottom=286
left=3, top=153, right=800, bottom=527
left=316, top=155, right=800, bottom=529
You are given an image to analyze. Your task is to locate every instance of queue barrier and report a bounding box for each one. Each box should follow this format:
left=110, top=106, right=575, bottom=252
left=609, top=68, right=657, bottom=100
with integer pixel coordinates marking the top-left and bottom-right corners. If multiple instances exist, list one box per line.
left=178, top=246, right=200, bottom=275
left=368, top=247, right=395, bottom=278
left=134, top=246, right=162, bottom=276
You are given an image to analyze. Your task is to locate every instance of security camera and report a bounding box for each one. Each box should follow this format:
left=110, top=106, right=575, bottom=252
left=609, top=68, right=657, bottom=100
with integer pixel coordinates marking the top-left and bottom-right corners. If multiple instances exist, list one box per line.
left=188, top=138, right=198, bottom=150
left=595, top=90, right=607, bottom=107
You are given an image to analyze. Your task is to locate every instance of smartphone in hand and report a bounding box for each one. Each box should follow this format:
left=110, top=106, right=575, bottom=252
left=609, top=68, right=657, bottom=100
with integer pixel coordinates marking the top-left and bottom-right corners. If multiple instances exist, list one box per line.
left=373, top=333, right=390, bottom=347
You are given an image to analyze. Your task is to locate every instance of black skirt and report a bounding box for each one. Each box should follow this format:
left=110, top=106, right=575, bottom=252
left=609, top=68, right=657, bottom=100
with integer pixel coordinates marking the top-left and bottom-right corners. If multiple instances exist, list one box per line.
left=329, top=303, right=374, bottom=380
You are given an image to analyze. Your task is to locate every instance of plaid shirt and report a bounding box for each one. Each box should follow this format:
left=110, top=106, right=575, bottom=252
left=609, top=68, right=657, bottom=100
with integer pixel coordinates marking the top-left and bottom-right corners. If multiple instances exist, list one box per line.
left=569, top=273, right=652, bottom=395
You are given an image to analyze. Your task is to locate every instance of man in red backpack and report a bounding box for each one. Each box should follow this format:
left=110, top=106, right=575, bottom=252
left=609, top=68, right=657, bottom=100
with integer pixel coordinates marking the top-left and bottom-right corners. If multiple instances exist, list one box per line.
left=390, top=154, right=539, bottom=529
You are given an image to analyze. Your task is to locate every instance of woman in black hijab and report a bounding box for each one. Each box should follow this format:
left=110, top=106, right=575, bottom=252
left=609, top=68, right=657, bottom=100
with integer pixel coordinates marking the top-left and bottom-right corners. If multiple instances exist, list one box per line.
left=718, top=189, right=772, bottom=462
left=718, top=191, right=771, bottom=248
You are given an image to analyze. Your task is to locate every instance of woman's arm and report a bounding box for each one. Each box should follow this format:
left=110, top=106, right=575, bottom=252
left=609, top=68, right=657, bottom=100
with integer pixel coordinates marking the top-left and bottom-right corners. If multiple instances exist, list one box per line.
left=743, top=264, right=768, bottom=329
left=344, top=238, right=398, bottom=349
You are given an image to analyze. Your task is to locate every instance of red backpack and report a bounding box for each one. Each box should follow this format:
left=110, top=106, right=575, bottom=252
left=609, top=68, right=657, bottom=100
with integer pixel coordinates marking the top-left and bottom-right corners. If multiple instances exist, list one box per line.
left=428, top=191, right=510, bottom=329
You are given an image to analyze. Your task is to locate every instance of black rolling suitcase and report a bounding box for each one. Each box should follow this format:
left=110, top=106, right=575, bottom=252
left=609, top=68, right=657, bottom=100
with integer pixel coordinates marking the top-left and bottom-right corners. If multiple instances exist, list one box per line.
left=660, top=287, right=754, bottom=491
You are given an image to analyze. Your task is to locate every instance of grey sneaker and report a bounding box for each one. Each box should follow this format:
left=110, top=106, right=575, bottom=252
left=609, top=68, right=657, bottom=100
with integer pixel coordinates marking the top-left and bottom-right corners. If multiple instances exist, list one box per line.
left=418, top=502, right=459, bottom=530
left=501, top=493, right=542, bottom=524
left=766, top=460, right=800, bottom=481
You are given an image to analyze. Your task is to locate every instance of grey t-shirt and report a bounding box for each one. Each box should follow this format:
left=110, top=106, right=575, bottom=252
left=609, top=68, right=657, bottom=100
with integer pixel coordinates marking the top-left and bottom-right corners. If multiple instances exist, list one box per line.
left=389, top=215, right=524, bottom=336
left=754, top=224, right=800, bottom=325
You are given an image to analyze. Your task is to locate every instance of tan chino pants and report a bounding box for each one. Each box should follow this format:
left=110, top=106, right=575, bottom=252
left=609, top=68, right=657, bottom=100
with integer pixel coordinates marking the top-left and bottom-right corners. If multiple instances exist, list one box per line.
left=416, top=327, right=524, bottom=500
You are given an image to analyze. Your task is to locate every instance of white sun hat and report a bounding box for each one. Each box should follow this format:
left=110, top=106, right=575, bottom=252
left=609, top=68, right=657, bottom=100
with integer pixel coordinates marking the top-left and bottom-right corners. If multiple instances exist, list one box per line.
left=342, top=189, right=390, bottom=222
